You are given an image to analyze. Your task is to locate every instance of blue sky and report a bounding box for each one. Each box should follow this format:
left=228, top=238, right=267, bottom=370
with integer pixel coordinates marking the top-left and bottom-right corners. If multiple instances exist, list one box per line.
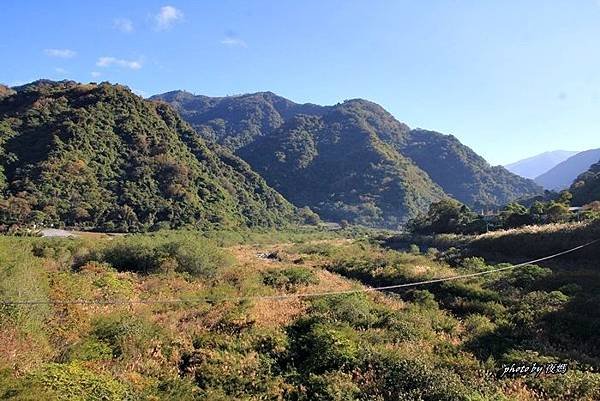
left=2, top=1, right=600, bottom=165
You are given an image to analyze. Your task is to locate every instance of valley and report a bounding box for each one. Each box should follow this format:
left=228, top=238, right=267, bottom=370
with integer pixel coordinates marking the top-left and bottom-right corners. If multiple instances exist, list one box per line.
left=0, top=79, right=597, bottom=401
left=1, top=227, right=599, bottom=400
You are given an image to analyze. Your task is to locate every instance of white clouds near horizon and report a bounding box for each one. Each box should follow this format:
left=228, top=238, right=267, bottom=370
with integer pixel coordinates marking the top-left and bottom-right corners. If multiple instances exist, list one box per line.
left=96, top=57, right=142, bottom=70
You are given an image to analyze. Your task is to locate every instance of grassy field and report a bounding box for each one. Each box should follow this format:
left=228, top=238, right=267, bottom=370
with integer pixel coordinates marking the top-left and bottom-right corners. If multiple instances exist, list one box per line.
left=0, top=228, right=599, bottom=400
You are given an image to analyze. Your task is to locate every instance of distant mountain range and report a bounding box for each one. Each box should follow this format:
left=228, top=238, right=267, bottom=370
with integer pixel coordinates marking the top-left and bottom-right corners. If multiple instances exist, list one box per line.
left=534, top=149, right=600, bottom=190
left=0, top=80, right=296, bottom=231
left=505, top=150, right=579, bottom=179
left=0, top=81, right=549, bottom=231
left=152, top=90, right=541, bottom=226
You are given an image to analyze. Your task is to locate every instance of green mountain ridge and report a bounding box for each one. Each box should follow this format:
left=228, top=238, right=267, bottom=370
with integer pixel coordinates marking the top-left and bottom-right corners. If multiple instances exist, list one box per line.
left=238, top=109, right=445, bottom=227
left=0, top=80, right=296, bottom=231
left=570, top=160, right=600, bottom=205
left=153, top=90, right=542, bottom=223
left=398, top=129, right=541, bottom=208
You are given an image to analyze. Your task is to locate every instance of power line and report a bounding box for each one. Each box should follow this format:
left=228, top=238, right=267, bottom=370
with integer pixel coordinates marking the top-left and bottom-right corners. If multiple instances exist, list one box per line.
left=1, top=239, right=597, bottom=306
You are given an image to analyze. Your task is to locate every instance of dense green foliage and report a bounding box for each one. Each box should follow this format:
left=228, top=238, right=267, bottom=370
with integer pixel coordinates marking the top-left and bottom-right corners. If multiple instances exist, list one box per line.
left=154, top=91, right=542, bottom=227
left=570, top=160, right=600, bottom=205
left=0, top=81, right=296, bottom=232
left=150, top=91, right=325, bottom=151
left=408, top=191, right=592, bottom=235
left=1, top=231, right=598, bottom=400
left=399, top=129, right=542, bottom=208
left=238, top=106, right=446, bottom=228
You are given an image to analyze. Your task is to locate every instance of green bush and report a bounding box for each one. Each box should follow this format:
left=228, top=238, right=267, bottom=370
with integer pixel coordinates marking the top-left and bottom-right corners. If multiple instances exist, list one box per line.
left=29, top=362, right=129, bottom=401
left=309, top=294, right=379, bottom=328
left=0, top=369, right=57, bottom=401
left=360, top=352, right=476, bottom=401
left=66, top=338, right=113, bottom=362
left=304, top=372, right=360, bottom=401
left=288, top=319, right=360, bottom=374
left=505, top=264, right=552, bottom=290
left=90, top=313, right=163, bottom=358
left=262, top=267, right=318, bottom=291
left=92, top=234, right=231, bottom=277
left=463, top=314, right=496, bottom=337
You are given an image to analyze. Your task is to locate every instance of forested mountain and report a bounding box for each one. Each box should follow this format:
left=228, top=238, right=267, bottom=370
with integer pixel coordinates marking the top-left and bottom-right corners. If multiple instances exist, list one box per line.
left=154, top=91, right=542, bottom=222
left=570, top=161, right=600, bottom=205
left=151, top=90, right=324, bottom=151
left=0, top=80, right=296, bottom=231
left=535, top=148, right=600, bottom=190
left=505, top=150, right=579, bottom=179
left=238, top=103, right=446, bottom=227
left=398, top=129, right=542, bottom=208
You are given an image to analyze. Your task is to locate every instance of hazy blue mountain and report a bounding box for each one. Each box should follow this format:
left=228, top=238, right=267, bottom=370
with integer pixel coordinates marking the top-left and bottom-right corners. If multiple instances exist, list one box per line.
left=534, top=149, right=600, bottom=190
left=505, top=150, right=579, bottom=179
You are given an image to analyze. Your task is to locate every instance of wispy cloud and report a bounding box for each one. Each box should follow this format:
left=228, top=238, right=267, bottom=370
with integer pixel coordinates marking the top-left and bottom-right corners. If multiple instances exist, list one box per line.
left=44, top=48, right=76, bottom=58
left=91, top=71, right=102, bottom=78
left=96, top=56, right=142, bottom=70
left=155, top=5, right=183, bottom=30
left=220, top=37, right=247, bottom=48
left=54, top=67, right=68, bottom=74
left=132, top=88, right=147, bottom=97
left=113, top=18, right=134, bottom=33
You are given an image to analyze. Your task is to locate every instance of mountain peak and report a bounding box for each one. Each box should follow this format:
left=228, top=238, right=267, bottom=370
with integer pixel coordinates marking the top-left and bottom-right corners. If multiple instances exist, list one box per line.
left=505, top=150, right=580, bottom=179
left=535, top=148, right=600, bottom=190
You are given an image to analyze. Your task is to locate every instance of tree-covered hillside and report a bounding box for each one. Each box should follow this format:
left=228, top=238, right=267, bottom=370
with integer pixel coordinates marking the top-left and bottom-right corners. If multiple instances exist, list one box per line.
left=0, top=81, right=296, bottom=231
left=399, top=129, right=542, bottom=208
left=239, top=106, right=446, bottom=228
left=570, top=160, right=600, bottom=205
left=151, top=90, right=324, bottom=151
left=154, top=91, right=542, bottom=226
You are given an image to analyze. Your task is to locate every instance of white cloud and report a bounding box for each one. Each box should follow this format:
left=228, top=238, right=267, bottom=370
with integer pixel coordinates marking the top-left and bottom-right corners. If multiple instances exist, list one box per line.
left=44, top=48, right=76, bottom=58
left=220, top=37, right=247, bottom=48
left=96, top=56, right=142, bottom=70
left=91, top=71, right=102, bottom=78
left=155, top=5, right=183, bottom=30
left=113, top=18, right=134, bottom=33
left=54, top=67, right=68, bottom=74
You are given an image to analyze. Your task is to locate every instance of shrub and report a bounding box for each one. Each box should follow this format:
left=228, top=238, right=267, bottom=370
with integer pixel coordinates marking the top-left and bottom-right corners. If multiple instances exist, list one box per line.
left=359, top=352, right=476, bottom=401
left=288, top=319, right=360, bottom=374
left=305, top=372, right=360, bottom=401
left=309, top=294, right=379, bottom=328
left=411, top=290, right=438, bottom=309
left=0, top=368, right=57, bottom=401
left=66, top=338, right=113, bottom=362
left=426, top=247, right=439, bottom=258
left=460, top=257, right=488, bottom=271
left=29, top=362, right=129, bottom=401
left=408, top=244, right=420, bottom=255
left=90, top=313, right=163, bottom=358
left=93, top=234, right=231, bottom=277
left=505, top=264, right=552, bottom=290
left=262, top=267, right=318, bottom=291
left=463, top=314, right=495, bottom=337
